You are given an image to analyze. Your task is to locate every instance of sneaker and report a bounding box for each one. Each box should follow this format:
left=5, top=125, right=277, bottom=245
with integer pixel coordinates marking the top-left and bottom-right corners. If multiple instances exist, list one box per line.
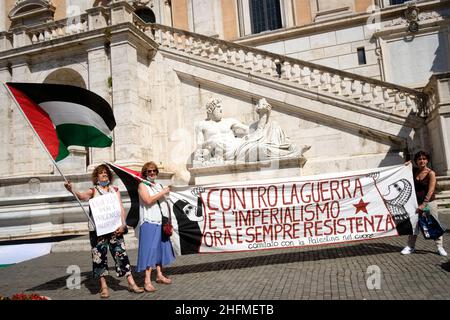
left=437, top=247, right=447, bottom=256
left=401, top=246, right=415, bottom=255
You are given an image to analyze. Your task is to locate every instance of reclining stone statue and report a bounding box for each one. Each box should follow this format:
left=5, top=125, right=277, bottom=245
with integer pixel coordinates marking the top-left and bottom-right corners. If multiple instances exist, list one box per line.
left=194, top=98, right=248, bottom=165
left=235, top=98, right=310, bottom=162
left=194, top=97, right=310, bottom=166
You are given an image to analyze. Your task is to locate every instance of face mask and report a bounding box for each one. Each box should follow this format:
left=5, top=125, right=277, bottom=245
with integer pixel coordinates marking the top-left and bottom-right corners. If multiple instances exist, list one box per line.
left=98, top=180, right=110, bottom=187
left=146, top=176, right=155, bottom=183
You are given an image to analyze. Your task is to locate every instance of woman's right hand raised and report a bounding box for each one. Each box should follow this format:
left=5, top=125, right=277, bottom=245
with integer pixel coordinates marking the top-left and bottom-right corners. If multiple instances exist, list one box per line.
left=64, top=181, right=73, bottom=193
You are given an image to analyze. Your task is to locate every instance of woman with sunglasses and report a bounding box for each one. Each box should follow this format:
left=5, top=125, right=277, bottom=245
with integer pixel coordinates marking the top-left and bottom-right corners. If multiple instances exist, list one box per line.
left=136, top=161, right=175, bottom=292
left=401, top=151, right=447, bottom=256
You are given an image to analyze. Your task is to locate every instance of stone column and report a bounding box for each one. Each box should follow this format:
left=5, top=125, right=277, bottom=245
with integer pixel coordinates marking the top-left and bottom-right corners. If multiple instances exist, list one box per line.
left=0, top=64, right=12, bottom=176
left=0, top=1, right=6, bottom=33
left=425, top=72, right=450, bottom=176
left=109, top=31, right=145, bottom=170
left=86, top=39, right=115, bottom=170
left=189, top=0, right=223, bottom=37
left=281, top=0, right=295, bottom=28
left=10, top=59, right=53, bottom=176
left=163, top=0, right=173, bottom=26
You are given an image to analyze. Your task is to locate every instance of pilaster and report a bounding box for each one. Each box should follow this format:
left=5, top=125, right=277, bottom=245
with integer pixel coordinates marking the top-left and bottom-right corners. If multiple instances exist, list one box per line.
left=0, top=64, right=13, bottom=176
left=424, top=72, right=450, bottom=176
left=10, top=58, right=53, bottom=176
left=109, top=30, right=144, bottom=170
left=86, top=39, right=115, bottom=169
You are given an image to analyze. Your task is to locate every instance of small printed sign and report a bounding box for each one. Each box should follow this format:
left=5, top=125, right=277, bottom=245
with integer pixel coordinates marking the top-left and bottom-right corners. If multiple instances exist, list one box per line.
left=89, top=193, right=122, bottom=236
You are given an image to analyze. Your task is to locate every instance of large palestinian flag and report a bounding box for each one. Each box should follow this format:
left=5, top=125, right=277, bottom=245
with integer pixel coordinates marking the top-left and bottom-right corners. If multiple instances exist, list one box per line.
left=5, top=82, right=116, bottom=161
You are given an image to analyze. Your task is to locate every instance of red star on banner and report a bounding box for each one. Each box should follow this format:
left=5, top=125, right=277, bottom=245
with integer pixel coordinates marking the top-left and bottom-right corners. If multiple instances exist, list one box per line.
left=353, top=198, right=370, bottom=214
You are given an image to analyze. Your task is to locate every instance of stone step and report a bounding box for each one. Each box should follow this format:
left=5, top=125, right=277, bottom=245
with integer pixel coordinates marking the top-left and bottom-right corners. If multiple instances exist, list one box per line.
left=438, top=208, right=450, bottom=215
left=436, top=190, right=450, bottom=210
left=437, top=176, right=450, bottom=191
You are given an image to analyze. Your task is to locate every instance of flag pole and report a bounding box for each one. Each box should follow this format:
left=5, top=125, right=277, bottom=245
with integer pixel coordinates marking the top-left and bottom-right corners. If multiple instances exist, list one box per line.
left=4, top=84, right=95, bottom=227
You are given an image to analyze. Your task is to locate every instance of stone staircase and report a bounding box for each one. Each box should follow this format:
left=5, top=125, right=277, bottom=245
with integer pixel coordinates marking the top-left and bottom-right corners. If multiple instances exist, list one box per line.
left=134, top=20, right=426, bottom=119
left=436, top=176, right=450, bottom=214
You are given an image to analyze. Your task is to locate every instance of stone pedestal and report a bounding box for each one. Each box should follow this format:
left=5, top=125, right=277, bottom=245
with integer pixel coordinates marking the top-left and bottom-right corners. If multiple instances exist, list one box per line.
left=188, top=156, right=307, bottom=185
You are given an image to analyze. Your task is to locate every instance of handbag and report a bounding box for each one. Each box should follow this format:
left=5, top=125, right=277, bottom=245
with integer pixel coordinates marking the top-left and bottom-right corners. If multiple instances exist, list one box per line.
left=153, top=184, right=173, bottom=237
left=418, top=205, right=445, bottom=240
left=162, top=215, right=173, bottom=237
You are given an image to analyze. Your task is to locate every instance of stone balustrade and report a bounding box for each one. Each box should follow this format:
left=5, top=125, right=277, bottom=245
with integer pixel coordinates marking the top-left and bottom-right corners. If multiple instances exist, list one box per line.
left=142, top=21, right=426, bottom=118
left=28, top=14, right=89, bottom=45
left=0, top=5, right=426, bottom=119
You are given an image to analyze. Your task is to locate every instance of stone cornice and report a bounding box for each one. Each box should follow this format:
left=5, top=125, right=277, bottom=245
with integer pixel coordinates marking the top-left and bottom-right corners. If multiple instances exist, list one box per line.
left=188, top=157, right=307, bottom=176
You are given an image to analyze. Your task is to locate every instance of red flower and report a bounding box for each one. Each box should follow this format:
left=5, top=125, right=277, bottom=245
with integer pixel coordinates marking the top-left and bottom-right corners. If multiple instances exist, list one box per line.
left=9, top=293, right=49, bottom=300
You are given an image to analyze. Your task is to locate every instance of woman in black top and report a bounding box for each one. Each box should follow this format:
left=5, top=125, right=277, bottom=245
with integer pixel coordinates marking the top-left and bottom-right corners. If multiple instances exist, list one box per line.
left=401, top=151, right=447, bottom=256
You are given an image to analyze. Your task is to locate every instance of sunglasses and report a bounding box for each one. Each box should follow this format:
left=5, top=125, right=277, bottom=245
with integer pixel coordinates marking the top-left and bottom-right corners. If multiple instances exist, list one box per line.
left=147, top=169, right=158, bottom=173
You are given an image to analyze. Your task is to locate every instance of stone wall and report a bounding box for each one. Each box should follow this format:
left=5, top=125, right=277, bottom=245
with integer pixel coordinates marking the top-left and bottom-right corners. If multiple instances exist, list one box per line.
left=0, top=47, right=90, bottom=177
left=255, top=25, right=380, bottom=79
left=237, top=2, right=450, bottom=88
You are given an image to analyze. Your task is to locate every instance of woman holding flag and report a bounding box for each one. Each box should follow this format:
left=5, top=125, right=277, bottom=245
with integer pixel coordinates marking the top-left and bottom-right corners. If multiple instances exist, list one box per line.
left=5, top=82, right=145, bottom=297
left=65, top=164, right=144, bottom=298
left=136, top=161, right=176, bottom=292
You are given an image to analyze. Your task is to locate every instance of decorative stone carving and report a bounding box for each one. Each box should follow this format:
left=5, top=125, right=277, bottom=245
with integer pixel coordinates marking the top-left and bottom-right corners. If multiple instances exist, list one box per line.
left=418, top=11, right=443, bottom=22
left=235, top=98, right=310, bottom=162
left=384, top=17, right=406, bottom=28
left=28, top=178, right=40, bottom=194
left=383, top=6, right=443, bottom=31
left=194, top=98, right=248, bottom=166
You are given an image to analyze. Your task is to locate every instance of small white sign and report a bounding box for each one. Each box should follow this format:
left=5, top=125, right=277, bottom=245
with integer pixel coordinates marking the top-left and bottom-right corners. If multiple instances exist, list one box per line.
left=89, top=192, right=122, bottom=236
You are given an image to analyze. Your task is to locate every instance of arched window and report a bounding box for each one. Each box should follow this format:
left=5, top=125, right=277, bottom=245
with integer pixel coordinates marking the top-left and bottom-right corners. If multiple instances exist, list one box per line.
left=135, top=8, right=156, bottom=23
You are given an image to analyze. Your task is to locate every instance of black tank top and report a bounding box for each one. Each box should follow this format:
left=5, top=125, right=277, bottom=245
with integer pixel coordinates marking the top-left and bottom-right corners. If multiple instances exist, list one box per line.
left=413, top=168, right=435, bottom=204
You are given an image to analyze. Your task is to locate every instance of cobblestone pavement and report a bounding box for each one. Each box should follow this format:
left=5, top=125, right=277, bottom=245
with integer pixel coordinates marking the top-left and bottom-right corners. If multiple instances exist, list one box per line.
left=0, top=215, right=449, bottom=301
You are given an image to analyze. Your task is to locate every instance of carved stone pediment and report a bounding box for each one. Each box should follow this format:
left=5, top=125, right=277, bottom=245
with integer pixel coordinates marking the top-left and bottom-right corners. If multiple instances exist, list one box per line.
left=9, top=0, right=55, bottom=29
